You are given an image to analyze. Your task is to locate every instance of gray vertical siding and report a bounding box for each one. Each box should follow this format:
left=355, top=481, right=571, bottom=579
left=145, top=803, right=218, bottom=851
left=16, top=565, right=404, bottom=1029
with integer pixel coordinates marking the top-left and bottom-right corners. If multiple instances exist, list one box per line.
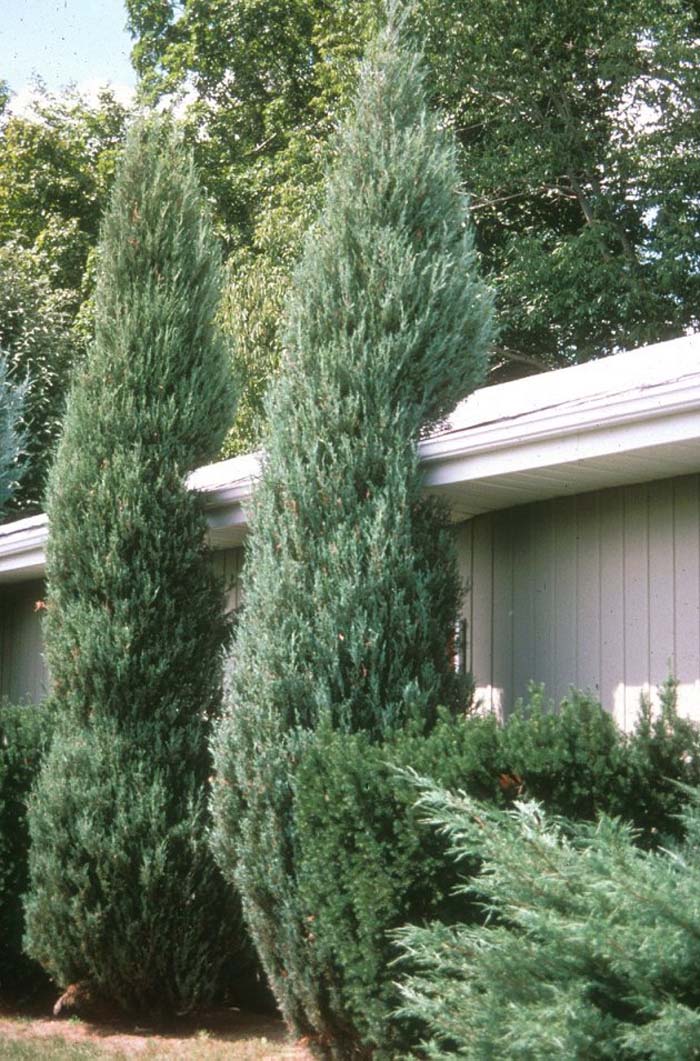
left=674, top=476, right=700, bottom=708
left=0, top=580, right=49, bottom=704
left=460, top=473, right=700, bottom=723
left=3, top=480, right=699, bottom=724
left=211, top=545, right=244, bottom=614
left=0, top=545, right=246, bottom=706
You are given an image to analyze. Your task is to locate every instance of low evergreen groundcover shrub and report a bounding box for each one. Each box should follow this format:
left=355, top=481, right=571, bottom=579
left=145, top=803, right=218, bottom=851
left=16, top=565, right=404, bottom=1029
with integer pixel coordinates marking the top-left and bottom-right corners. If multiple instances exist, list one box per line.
left=396, top=778, right=700, bottom=1059
left=289, top=680, right=700, bottom=1055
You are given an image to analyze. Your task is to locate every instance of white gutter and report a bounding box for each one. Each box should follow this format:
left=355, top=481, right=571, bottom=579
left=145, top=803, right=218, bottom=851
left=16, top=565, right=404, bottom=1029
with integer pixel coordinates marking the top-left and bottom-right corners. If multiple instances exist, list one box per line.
left=421, top=371, right=700, bottom=464
left=2, top=334, right=699, bottom=583
left=420, top=382, right=700, bottom=489
left=0, top=513, right=48, bottom=582
left=419, top=334, right=700, bottom=490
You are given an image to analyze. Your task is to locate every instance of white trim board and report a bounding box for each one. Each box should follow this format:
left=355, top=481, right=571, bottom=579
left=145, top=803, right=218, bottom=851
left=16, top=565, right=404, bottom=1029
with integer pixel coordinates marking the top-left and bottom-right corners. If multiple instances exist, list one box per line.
left=2, top=334, right=699, bottom=583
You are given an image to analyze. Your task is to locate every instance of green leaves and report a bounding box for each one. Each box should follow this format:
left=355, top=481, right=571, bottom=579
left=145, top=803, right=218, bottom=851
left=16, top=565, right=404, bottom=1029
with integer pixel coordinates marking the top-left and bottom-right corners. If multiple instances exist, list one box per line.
left=0, top=86, right=129, bottom=302
left=417, top=0, right=700, bottom=370
left=0, top=351, right=26, bottom=516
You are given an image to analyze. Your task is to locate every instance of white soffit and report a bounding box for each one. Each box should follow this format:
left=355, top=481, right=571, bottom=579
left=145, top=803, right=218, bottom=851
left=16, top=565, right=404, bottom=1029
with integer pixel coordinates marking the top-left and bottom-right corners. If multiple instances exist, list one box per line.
left=1, top=335, right=699, bottom=581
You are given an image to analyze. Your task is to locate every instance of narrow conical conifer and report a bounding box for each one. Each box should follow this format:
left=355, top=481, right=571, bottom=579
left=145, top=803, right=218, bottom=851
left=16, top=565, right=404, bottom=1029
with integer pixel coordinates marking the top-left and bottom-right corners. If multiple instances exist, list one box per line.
left=24, top=119, right=248, bottom=1015
left=211, top=6, right=493, bottom=1055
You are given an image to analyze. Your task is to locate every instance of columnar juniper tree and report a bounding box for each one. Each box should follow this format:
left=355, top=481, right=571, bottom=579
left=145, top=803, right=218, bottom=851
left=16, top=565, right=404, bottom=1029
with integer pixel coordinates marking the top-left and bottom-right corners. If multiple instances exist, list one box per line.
left=211, top=6, right=493, bottom=1055
left=24, top=119, right=246, bottom=1016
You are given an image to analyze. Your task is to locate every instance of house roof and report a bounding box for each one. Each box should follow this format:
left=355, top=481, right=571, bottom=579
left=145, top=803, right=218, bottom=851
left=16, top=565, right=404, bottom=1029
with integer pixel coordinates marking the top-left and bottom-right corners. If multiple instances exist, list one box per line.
left=2, top=333, right=699, bottom=583
left=422, top=332, right=700, bottom=519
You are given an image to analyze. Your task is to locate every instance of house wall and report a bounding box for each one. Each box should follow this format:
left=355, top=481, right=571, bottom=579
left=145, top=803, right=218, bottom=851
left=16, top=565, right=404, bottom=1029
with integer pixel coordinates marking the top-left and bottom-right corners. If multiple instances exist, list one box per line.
left=4, top=474, right=700, bottom=724
left=211, top=546, right=245, bottom=614
left=457, top=472, right=700, bottom=725
left=0, top=580, right=48, bottom=704
left=0, top=546, right=246, bottom=705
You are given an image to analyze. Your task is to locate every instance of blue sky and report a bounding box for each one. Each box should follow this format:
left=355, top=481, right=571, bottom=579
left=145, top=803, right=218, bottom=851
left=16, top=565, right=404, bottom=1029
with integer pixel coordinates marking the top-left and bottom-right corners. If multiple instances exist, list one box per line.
left=2, top=0, right=136, bottom=104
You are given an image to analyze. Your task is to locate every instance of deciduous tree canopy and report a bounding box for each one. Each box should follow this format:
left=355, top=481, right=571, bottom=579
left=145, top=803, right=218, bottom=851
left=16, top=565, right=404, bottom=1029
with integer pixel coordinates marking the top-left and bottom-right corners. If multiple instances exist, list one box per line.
left=0, top=85, right=129, bottom=310
left=0, top=86, right=130, bottom=512
left=0, top=353, right=24, bottom=515
left=127, top=0, right=700, bottom=449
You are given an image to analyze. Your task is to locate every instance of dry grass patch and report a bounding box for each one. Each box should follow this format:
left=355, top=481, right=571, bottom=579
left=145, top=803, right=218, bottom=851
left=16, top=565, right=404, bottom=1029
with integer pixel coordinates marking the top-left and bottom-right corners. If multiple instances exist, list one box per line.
left=0, top=1002, right=313, bottom=1059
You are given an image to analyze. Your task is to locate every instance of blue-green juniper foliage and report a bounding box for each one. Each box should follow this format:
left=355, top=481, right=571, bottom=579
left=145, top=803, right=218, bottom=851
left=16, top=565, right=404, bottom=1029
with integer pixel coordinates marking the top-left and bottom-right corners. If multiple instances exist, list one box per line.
left=24, top=118, right=246, bottom=1016
left=396, top=778, right=700, bottom=1059
left=211, top=6, right=493, bottom=1056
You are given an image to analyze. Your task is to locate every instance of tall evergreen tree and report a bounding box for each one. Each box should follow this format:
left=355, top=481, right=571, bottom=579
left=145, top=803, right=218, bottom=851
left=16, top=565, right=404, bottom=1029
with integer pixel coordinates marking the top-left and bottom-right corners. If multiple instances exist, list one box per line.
left=211, top=6, right=493, bottom=1054
left=24, top=119, right=247, bottom=1016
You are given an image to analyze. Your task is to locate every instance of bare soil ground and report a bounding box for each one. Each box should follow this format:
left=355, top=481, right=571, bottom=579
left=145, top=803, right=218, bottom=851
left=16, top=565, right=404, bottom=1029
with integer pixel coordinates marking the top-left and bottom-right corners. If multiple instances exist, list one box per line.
left=0, top=995, right=314, bottom=1060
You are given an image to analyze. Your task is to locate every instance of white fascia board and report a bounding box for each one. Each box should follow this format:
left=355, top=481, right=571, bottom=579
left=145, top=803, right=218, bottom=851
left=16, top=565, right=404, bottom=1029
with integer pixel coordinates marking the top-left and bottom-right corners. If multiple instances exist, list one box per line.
left=2, top=336, right=700, bottom=583
left=0, top=514, right=49, bottom=582
left=421, top=394, right=700, bottom=488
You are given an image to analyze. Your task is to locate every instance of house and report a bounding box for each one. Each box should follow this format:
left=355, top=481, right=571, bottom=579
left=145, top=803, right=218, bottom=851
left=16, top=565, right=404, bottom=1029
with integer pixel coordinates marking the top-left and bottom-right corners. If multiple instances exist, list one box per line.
left=2, top=334, right=700, bottom=725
